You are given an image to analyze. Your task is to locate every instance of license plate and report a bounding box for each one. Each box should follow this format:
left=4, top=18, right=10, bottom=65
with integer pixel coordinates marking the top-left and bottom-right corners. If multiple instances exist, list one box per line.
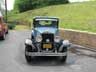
left=43, top=44, right=52, bottom=49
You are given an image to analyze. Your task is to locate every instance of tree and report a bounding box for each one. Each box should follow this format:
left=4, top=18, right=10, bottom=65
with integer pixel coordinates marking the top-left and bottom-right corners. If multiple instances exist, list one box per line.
left=14, top=0, right=69, bottom=12
left=0, top=0, right=4, bottom=15
left=5, top=0, right=8, bottom=22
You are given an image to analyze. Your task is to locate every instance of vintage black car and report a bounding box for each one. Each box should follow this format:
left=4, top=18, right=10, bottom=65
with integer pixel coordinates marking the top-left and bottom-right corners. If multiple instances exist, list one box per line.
left=25, top=16, right=70, bottom=63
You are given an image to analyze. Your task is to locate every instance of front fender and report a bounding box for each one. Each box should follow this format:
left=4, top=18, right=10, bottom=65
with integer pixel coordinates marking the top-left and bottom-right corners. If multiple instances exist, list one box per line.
left=63, top=40, right=70, bottom=47
left=59, top=40, right=70, bottom=52
left=25, top=39, right=32, bottom=46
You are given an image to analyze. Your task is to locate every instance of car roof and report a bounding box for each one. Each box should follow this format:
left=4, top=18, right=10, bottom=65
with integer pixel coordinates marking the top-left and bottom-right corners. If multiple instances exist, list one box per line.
left=33, top=16, right=59, bottom=21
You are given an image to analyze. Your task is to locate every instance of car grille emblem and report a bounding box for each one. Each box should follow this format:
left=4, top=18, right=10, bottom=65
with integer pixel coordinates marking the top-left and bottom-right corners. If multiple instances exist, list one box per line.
left=46, top=39, right=50, bottom=42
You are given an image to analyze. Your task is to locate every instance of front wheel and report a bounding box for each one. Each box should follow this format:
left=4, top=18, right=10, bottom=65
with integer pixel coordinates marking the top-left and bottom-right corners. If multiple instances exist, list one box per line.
left=58, top=56, right=67, bottom=63
left=25, top=46, right=32, bottom=63
left=58, top=47, right=68, bottom=63
left=6, top=30, right=9, bottom=34
left=25, top=54, right=32, bottom=63
left=0, top=34, right=6, bottom=40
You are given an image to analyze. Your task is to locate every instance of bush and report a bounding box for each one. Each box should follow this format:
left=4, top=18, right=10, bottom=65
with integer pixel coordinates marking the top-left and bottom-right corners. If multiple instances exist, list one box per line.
left=8, top=23, right=16, bottom=30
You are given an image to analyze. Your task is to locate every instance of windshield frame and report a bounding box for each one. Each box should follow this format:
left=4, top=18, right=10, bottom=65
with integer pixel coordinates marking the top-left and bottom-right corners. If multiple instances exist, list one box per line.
left=33, top=17, right=59, bottom=28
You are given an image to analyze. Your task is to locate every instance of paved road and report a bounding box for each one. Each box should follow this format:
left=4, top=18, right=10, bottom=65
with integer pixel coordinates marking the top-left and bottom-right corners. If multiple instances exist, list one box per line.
left=0, top=30, right=96, bottom=72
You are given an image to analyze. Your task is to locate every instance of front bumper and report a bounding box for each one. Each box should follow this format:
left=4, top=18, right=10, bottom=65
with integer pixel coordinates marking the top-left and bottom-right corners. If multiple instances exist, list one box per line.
left=25, top=52, right=67, bottom=56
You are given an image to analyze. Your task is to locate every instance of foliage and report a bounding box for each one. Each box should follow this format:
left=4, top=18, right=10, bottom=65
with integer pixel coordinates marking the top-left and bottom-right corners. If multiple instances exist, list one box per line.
left=8, top=1, right=96, bottom=32
left=15, top=25, right=30, bottom=30
left=8, top=23, right=16, bottom=29
left=14, top=0, right=69, bottom=12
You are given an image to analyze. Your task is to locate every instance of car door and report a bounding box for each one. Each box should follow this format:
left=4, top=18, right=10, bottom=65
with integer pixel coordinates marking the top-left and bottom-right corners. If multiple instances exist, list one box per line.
left=0, top=17, right=8, bottom=40
left=1, top=18, right=8, bottom=33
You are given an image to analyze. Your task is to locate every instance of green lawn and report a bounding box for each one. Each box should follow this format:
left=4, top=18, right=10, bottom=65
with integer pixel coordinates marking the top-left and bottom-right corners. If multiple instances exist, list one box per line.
left=8, top=1, right=96, bottom=32
left=15, top=25, right=30, bottom=30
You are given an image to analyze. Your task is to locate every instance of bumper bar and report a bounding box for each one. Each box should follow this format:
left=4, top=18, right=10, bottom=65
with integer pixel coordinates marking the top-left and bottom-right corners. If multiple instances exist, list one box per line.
left=25, top=52, right=67, bottom=56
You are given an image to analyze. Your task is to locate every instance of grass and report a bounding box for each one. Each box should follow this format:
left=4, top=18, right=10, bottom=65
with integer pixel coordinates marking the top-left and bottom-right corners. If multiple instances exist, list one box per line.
left=8, top=1, right=96, bottom=32
left=15, top=25, right=30, bottom=30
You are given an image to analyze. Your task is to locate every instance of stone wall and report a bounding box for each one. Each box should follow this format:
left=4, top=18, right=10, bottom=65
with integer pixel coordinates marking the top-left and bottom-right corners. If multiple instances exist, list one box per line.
left=60, top=29, right=96, bottom=49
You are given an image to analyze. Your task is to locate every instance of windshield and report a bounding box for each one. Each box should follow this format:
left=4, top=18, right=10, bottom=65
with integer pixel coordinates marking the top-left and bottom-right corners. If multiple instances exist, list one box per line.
left=39, top=20, right=52, bottom=25
left=33, top=19, right=58, bottom=28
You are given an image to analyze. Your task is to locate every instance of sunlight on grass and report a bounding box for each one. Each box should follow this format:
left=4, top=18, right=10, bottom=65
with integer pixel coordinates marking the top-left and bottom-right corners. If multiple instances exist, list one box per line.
left=8, top=1, right=96, bottom=32
left=15, top=25, right=30, bottom=30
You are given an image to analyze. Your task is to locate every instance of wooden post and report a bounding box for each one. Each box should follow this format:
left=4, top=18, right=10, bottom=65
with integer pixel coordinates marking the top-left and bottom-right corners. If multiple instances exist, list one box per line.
left=5, top=0, right=7, bottom=23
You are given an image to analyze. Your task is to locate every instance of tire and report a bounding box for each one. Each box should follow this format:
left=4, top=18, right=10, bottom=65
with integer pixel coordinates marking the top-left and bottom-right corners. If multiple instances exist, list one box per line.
left=6, top=30, right=9, bottom=34
left=0, top=34, right=6, bottom=40
left=25, top=46, right=32, bottom=63
left=58, top=47, right=67, bottom=63
left=25, top=54, right=32, bottom=63
left=59, top=56, right=67, bottom=63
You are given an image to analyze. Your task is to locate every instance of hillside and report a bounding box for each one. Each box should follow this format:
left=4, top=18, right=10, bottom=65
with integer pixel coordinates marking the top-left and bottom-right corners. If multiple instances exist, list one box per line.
left=8, top=1, right=96, bottom=32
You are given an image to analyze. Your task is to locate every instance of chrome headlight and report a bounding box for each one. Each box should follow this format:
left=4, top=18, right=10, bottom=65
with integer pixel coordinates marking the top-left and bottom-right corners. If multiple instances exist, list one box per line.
left=36, top=35, right=42, bottom=42
left=54, top=36, right=60, bottom=42
left=63, top=40, right=70, bottom=47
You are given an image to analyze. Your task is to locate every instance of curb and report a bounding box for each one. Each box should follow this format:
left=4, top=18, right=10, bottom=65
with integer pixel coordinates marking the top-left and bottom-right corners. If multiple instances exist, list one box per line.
left=70, top=44, right=96, bottom=52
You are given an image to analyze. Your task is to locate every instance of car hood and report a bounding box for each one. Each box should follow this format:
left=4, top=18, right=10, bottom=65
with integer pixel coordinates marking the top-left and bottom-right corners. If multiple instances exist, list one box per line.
left=34, top=27, right=58, bottom=34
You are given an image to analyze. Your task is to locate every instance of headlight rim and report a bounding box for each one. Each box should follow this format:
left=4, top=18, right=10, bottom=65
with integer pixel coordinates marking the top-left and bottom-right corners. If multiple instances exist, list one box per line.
left=54, top=35, right=60, bottom=42
left=35, top=35, right=42, bottom=42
